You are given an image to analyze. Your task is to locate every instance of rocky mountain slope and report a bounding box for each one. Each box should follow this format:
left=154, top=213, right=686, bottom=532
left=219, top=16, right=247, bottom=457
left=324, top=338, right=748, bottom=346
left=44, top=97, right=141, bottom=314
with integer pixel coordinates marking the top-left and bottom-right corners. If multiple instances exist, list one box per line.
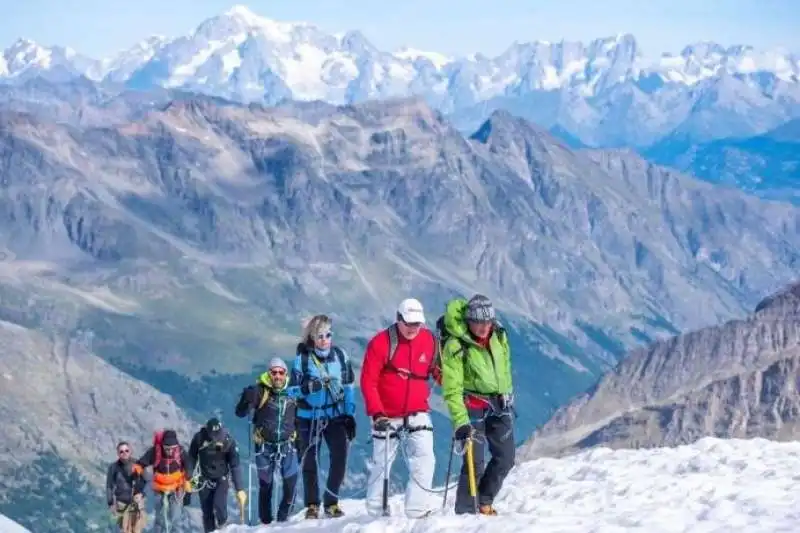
left=3, top=97, right=799, bottom=374
left=0, top=314, right=196, bottom=532
left=2, top=5, right=799, bottom=146
left=643, top=119, right=800, bottom=203
left=518, top=281, right=800, bottom=460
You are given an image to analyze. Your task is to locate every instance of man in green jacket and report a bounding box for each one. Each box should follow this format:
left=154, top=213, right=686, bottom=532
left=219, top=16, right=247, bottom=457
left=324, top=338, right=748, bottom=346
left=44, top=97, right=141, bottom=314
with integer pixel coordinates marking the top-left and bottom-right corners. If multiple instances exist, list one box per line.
left=440, top=294, right=515, bottom=516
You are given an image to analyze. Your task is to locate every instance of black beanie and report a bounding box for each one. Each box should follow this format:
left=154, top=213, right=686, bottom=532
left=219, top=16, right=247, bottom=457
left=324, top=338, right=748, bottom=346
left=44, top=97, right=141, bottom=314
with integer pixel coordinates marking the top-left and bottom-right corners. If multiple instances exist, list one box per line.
left=162, top=430, right=178, bottom=446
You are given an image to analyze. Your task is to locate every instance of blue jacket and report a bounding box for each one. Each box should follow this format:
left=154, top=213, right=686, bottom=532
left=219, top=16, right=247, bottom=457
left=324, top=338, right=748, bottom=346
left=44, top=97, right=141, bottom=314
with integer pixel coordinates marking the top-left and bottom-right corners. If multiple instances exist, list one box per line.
left=291, top=344, right=356, bottom=420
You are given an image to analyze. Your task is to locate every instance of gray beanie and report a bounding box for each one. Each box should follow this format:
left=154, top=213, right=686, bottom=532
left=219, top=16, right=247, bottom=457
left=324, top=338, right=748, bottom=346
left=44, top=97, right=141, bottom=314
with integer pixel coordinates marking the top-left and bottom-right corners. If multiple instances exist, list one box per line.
left=466, top=294, right=495, bottom=322
left=268, top=357, right=288, bottom=371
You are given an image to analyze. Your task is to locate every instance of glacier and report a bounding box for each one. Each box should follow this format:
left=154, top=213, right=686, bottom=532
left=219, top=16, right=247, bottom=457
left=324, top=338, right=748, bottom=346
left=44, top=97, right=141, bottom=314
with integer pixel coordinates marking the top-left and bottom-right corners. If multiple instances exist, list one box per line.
left=221, top=437, right=800, bottom=532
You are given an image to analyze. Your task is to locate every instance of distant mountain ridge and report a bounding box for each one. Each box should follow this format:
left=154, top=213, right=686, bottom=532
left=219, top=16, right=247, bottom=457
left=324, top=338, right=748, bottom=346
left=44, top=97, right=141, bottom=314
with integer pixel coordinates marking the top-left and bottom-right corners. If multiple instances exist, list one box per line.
left=2, top=4, right=799, bottom=146
left=644, top=119, right=800, bottom=203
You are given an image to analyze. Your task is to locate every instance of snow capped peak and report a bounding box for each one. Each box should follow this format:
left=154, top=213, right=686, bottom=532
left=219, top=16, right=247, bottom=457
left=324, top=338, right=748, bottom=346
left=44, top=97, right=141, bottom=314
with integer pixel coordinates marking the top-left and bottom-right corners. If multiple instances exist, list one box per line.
left=223, top=3, right=261, bottom=22
left=394, top=47, right=452, bottom=68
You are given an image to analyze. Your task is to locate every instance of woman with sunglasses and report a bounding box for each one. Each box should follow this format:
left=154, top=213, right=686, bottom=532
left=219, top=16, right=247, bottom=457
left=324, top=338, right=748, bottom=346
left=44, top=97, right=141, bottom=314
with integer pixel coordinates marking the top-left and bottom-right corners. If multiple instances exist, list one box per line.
left=106, top=441, right=146, bottom=533
left=291, top=314, right=357, bottom=519
left=235, top=357, right=300, bottom=524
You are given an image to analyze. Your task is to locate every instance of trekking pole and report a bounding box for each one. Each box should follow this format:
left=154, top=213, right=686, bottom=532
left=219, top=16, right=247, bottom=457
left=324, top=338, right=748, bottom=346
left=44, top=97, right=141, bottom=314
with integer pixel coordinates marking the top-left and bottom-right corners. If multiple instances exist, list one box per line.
left=465, top=437, right=479, bottom=514
left=247, top=420, right=253, bottom=525
left=381, top=427, right=391, bottom=517
left=442, top=437, right=456, bottom=511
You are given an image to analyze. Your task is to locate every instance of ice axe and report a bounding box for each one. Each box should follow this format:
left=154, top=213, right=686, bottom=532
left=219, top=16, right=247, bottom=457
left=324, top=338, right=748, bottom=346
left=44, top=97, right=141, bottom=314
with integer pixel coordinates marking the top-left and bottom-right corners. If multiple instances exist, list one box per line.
left=465, top=437, right=479, bottom=514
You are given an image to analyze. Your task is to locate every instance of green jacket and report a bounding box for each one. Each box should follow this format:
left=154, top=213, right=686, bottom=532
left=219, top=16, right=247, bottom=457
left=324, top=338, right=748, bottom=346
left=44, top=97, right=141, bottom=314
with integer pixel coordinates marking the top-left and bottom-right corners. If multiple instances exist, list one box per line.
left=440, top=297, right=513, bottom=428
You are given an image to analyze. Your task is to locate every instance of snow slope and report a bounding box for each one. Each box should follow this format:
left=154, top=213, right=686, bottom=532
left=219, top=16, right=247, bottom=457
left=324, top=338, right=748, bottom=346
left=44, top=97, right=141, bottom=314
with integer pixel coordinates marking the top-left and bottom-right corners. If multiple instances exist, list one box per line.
left=0, top=514, right=31, bottom=533
left=225, top=437, right=800, bottom=533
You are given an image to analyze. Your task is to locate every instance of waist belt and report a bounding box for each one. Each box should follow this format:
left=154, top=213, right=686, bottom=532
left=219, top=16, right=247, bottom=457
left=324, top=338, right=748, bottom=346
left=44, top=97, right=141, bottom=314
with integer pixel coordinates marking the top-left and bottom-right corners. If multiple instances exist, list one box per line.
left=253, top=427, right=296, bottom=445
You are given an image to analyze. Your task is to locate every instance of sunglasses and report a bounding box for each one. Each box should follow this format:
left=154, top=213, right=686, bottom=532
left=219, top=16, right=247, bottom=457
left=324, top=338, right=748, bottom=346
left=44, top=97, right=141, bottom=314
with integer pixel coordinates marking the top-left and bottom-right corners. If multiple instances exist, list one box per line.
left=401, top=320, right=422, bottom=328
left=117, top=448, right=130, bottom=455
left=315, top=332, right=332, bottom=340
left=270, top=368, right=286, bottom=376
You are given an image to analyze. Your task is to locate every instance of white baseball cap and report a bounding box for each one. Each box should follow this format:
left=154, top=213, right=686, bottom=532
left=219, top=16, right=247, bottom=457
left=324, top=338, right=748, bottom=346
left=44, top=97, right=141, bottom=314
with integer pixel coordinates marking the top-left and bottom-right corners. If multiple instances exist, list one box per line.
left=397, top=298, right=426, bottom=324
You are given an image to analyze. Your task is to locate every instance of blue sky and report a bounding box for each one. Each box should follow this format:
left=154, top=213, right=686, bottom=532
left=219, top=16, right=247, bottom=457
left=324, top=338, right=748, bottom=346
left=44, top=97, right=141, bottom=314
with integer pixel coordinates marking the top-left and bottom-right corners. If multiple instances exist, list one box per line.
left=2, top=0, right=798, bottom=59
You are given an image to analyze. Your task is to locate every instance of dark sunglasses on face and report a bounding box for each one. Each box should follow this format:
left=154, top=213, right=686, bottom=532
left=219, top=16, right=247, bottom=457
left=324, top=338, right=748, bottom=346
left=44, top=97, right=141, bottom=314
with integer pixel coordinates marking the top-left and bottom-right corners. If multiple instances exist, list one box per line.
left=118, top=448, right=130, bottom=455
left=315, top=332, right=332, bottom=340
left=402, top=320, right=422, bottom=328
left=270, top=369, right=286, bottom=376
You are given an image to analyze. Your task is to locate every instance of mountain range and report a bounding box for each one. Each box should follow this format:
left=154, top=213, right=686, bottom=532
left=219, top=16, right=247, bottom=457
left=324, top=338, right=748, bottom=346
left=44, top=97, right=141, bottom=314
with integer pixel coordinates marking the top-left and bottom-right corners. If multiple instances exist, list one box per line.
left=2, top=4, right=799, bottom=148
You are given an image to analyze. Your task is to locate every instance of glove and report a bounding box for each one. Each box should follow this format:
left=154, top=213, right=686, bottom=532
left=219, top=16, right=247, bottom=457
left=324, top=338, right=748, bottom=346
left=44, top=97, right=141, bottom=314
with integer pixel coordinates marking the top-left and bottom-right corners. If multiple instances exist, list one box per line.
left=131, top=464, right=144, bottom=475
left=341, top=415, right=356, bottom=441
left=454, top=424, right=474, bottom=441
left=243, top=386, right=258, bottom=405
left=236, top=490, right=247, bottom=507
left=183, top=480, right=193, bottom=493
left=372, top=415, right=391, bottom=433
left=301, top=379, right=323, bottom=395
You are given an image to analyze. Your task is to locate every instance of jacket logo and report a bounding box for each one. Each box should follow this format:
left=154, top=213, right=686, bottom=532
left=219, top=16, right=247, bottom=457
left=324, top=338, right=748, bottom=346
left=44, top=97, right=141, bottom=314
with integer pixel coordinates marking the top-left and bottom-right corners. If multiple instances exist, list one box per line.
left=419, top=353, right=427, bottom=363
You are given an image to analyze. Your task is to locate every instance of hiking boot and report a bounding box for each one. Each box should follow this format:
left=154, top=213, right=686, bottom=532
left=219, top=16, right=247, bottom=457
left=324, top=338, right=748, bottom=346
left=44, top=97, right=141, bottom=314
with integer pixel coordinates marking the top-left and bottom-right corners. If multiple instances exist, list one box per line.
left=324, top=504, right=345, bottom=518
left=304, top=505, right=319, bottom=519
left=479, top=504, right=497, bottom=516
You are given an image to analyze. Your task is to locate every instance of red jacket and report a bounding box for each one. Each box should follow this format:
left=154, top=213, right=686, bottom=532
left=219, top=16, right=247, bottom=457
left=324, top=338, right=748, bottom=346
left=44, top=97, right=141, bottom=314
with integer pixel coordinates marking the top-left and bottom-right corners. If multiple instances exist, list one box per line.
left=360, top=326, right=438, bottom=418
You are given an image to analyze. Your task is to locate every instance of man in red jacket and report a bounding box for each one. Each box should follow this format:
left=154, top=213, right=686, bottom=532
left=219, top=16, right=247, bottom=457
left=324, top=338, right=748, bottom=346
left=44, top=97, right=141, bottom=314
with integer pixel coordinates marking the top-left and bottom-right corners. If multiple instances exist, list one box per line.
left=360, top=298, right=439, bottom=518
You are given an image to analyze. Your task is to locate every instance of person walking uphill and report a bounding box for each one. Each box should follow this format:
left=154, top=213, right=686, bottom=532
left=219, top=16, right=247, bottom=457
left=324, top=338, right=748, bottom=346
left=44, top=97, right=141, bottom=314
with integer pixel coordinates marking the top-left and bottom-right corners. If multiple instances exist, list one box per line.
left=185, top=418, right=246, bottom=532
left=292, top=314, right=357, bottom=519
left=235, top=357, right=301, bottom=525
left=132, top=429, right=192, bottom=532
left=106, top=441, right=147, bottom=533
left=440, top=294, right=515, bottom=516
left=360, top=298, right=440, bottom=518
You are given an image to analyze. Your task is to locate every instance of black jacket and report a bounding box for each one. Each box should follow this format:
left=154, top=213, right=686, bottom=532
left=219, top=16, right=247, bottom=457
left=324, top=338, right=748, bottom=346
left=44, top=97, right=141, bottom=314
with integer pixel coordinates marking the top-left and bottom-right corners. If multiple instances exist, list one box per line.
left=106, top=459, right=145, bottom=505
left=185, top=428, right=244, bottom=491
left=235, top=383, right=297, bottom=444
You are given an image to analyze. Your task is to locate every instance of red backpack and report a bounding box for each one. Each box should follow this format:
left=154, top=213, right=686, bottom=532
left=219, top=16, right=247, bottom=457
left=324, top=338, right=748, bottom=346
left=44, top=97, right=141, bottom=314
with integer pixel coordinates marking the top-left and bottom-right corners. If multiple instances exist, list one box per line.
left=152, top=430, right=183, bottom=470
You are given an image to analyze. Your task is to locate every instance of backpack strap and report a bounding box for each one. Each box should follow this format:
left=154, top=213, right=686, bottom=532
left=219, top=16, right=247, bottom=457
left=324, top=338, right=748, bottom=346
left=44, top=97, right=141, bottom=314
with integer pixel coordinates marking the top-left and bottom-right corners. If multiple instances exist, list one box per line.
left=257, top=385, right=271, bottom=410
left=383, top=325, right=435, bottom=380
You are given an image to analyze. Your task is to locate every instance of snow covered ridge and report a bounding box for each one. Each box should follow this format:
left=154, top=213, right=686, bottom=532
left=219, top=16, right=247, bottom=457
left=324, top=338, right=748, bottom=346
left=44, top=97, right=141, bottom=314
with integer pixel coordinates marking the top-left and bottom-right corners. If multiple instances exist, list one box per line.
left=218, top=437, right=798, bottom=532
left=0, top=513, right=31, bottom=533
left=1, top=4, right=798, bottom=106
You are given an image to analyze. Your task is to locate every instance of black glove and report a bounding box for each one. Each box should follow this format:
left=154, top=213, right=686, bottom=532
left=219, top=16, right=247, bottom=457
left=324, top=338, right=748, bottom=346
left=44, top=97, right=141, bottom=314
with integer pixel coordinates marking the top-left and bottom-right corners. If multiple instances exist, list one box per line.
left=372, top=415, right=391, bottom=433
left=454, top=424, right=474, bottom=441
left=182, top=493, right=191, bottom=506
left=243, top=386, right=258, bottom=405
left=341, top=415, right=356, bottom=441
left=301, top=379, right=323, bottom=395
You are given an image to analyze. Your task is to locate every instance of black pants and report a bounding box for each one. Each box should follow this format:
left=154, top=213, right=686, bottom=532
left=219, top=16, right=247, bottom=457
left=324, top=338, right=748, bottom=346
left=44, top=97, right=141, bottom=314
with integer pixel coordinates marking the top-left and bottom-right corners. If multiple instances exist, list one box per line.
left=455, top=409, right=515, bottom=514
left=199, top=477, right=229, bottom=532
left=255, top=443, right=299, bottom=524
left=296, top=416, right=349, bottom=507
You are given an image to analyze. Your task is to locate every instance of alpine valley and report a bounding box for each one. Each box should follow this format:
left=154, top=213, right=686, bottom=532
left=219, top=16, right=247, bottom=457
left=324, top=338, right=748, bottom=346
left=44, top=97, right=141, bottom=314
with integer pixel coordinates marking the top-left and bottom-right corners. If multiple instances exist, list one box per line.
left=1, top=5, right=799, bottom=532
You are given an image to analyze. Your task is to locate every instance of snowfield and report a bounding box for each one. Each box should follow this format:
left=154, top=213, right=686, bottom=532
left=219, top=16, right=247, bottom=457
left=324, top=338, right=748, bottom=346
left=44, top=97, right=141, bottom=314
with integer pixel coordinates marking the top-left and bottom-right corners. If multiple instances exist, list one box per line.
left=223, top=437, right=800, bottom=533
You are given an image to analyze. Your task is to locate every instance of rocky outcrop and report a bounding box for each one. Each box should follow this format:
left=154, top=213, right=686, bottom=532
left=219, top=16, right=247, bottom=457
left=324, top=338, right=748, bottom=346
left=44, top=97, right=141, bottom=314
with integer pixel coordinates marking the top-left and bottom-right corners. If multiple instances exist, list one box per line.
left=519, top=281, right=800, bottom=459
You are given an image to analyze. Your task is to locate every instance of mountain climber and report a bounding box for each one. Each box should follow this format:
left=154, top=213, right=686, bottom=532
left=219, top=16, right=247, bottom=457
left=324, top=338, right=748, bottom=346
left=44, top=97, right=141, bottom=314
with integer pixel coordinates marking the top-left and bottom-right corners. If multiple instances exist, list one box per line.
left=360, top=297, right=440, bottom=518
left=106, top=441, right=147, bottom=533
left=185, top=418, right=246, bottom=532
left=291, top=314, right=357, bottom=519
left=440, top=294, right=515, bottom=516
left=132, top=429, right=192, bottom=532
left=235, top=357, right=301, bottom=524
